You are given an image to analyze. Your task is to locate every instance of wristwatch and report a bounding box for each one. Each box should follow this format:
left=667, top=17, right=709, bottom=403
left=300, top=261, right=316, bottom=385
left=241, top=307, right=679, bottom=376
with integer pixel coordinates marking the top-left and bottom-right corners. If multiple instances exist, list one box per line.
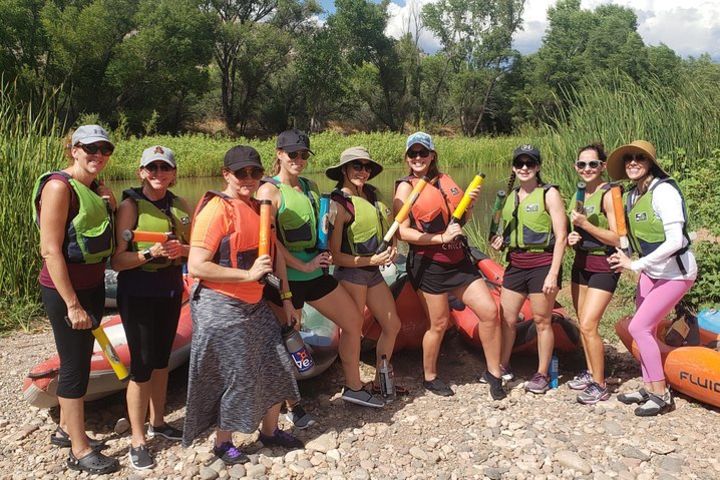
left=141, top=248, right=154, bottom=261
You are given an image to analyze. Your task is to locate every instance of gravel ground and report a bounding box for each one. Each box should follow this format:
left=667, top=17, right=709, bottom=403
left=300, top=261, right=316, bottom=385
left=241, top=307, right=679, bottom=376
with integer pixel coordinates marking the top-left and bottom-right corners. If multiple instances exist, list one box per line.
left=1, top=321, right=719, bottom=480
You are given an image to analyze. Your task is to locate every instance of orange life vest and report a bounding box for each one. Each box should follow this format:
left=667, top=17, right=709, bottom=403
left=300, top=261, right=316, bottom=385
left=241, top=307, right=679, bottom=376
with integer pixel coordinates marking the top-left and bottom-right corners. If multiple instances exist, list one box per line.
left=192, top=191, right=271, bottom=303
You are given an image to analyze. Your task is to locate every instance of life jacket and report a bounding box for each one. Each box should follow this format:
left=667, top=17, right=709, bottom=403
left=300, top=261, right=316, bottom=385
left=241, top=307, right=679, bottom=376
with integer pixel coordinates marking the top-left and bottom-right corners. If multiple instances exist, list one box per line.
left=263, top=176, right=319, bottom=252
left=502, top=184, right=557, bottom=252
left=401, top=174, right=464, bottom=233
left=331, top=185, right=391, bottom=256
left=32, top=171, right=114, bottom=264
left=569, top=183, right=613, bottom=256
left=122, top=188, right=191, bottom=271
left=625, top=177, right=691, bottom=274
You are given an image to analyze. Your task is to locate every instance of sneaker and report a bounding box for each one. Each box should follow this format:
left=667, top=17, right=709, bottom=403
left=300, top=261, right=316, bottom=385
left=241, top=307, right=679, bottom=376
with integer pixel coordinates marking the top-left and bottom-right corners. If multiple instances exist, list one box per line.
left=213, top=441, right=249, bottom=465
left=147, top=423, right=183, bottom=441
left=576, top=382, right=611, bottom=405
left=500, top=365, right=515, bottom=382
left=128, top=444, right=155, bottom=470
left=422, top=378, right=454, bottom=397
left=341, top=386, right=385, bottom=407
left=567, top=370, right=593, bottom=390
left=285, top=405, right=317, bottom=430
left=482, top=371, right=507, bottom=400
left=634, top=390, right=675, bottom=417
left=525, top=372, right=550, bottom=394
left=258, top=428, right=305, bottom=449
left=617, top=388, right=650, bottom=405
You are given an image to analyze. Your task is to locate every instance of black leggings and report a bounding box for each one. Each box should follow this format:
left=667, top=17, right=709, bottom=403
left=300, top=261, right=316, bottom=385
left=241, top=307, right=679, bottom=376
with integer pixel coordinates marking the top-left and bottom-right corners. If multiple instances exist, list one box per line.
left=117, top=295, right=182, bottom=382
left=41, top=284, right=105, bottom=399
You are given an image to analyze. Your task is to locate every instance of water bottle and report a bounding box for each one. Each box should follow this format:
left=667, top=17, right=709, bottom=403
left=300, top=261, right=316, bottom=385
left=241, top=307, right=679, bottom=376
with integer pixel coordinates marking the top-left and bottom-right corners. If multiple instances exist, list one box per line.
left=378, top=354, right=396, bottom=402
left=282, top=320, right=315, bottom=375
left=549, top=353, right=559, bottom=389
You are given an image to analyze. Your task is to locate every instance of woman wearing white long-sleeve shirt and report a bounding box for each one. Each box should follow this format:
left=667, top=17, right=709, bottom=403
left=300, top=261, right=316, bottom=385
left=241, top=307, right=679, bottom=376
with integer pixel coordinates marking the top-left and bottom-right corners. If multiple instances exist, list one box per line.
left=607, top=140, right=696, bottom=416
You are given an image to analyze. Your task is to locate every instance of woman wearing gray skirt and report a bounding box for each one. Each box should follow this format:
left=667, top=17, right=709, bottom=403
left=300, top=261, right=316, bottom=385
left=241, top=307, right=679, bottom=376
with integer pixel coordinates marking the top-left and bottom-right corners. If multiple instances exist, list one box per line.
left=183, top=146, right=302, bottom=464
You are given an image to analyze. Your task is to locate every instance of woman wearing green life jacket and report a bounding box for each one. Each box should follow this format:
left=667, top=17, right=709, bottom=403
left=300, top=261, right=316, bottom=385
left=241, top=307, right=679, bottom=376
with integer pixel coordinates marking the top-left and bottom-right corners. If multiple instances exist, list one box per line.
left=608, top=140, right=696, bottom=416
left=490, top=145, right=568, bottom=394
left=566, top=143, right=620, bottom=405
left=325, top=146, right=405, bottom=396
left=257, top=129, right=384, bottom=410
left=32, top=125, right=119, bottom=475
left=110, top=146, right=191, bottom=470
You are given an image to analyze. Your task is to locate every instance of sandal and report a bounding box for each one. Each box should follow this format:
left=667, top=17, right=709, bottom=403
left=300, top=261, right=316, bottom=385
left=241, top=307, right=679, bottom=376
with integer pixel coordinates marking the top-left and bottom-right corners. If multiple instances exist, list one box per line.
left=67, top=449, right=119, bottom=475
left=51, top=426, right=106, bottom=450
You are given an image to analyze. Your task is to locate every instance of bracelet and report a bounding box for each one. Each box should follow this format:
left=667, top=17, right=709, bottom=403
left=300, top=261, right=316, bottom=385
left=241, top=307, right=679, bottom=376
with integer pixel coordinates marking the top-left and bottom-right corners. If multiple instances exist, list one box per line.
left=280, top=291, right=293, bottom=300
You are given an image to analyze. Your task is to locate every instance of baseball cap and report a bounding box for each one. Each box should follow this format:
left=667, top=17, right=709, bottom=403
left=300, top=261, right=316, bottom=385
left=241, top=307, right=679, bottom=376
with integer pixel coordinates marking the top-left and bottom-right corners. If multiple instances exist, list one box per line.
left=224, top=145, right=262, bottom=172
left=276, top=128, right=314, bottom=154
left=405, top=132, right=435, bottom=152
left=71, top=124, right=114, bottom=148
left=512, top=144, right=541, bottom=164
left=140, top=145, right=176, bottom=167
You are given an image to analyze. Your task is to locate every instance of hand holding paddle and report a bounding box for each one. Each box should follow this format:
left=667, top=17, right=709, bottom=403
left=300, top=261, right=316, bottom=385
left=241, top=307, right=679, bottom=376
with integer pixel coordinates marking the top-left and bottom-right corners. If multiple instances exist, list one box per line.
left=450, top=173, right=485, bottom=224
left=610, top=186, right=630, bottom=255
left=488, top=190, right=506, bottom=241
left=316, top=194, right=331, bottom=275
left=65, top=312, right=129, bottom=382
left=258, top=199, right=282, bottom=291
left=376, top=175, right=430, bottom=253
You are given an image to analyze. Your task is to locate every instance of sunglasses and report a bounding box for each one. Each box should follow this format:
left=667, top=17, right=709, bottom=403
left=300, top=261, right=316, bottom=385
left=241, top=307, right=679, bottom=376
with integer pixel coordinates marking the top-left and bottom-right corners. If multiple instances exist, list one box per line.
left=623, top=153, right=648, bottom=163
left=287, top=151, right=310, bottom=160
left=77, top=143, right=114, bottom=156
left=407, top=149, right=431, bottom=159
left=234, top=167, right=264, bottom=180
left=144, top=162, right=175, bottom=173
left=349, top=161, right=373, bottom=173
left=575, top=160, right=602, bottom=170
left=513, top=159, right=538, bottom=169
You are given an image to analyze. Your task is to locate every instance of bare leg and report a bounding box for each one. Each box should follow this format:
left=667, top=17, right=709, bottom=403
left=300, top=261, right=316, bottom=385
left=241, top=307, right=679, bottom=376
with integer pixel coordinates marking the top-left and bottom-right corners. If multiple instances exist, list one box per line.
left=500, top=289, right=527, bottom=368
left=577, top=288, right=614, bottom=385
left=126, top=380, right=151, bottom=447
left=528, top=291, right=557, bottom=375
left=148, top=368, right=170, bottom=427
left=260, top=403, right=282, bottom=436
left=416, top=291, right=450, bottom=381
left=58, top=396, right=91, bottom=459
left=455, top=279, right=502, bottom=378
left=571, top=282, right=592, bottom=374
left=364, top=282, right=401, bottom=369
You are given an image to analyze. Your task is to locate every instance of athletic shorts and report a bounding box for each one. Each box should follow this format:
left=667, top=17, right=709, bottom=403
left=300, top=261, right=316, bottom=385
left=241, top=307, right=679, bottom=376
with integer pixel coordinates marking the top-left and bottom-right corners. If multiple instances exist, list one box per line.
left=333, top=266, right=385, bottom=287
left=571, top=267, right=620, bottom=293
left=264, top=274, right=338, bottom=309
left=503, top=263, right=562, bottom=295
left=407, top=253, right=481, bottom=294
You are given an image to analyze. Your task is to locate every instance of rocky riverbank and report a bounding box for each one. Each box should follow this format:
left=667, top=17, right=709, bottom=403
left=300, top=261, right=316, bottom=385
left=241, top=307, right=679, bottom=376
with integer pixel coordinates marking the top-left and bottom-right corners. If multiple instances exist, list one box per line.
left=1, top=325, right=718, bottom=480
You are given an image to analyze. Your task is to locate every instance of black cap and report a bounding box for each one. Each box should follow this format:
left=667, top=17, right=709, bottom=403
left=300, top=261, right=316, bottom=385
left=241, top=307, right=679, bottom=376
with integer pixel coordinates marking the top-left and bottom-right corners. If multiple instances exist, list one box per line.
left=512, top=144, right=541, bottom=164
left=276, top=128, right=314, bottom=154
left=224, top=145, right=262, bottom=172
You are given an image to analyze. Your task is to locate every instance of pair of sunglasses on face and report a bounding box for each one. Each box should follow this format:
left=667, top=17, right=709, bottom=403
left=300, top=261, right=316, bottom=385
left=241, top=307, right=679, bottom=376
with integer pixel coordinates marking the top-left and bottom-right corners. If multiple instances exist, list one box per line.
left=233, top=167, right=264, bottom=180
left=407, top=149, right=431, bottom=159
left=77, top=143, right=114, bottom=156
left=286, top=150, right=310, bottom=160
left=143, top=162, right=175, bottom=173
left=622, top=153, right=648, bottom=163
left=512, top=159, right=539, bottom=169
left=575, top=160, right=603, bottom=170
left=348, top=161, right=373, bottom=173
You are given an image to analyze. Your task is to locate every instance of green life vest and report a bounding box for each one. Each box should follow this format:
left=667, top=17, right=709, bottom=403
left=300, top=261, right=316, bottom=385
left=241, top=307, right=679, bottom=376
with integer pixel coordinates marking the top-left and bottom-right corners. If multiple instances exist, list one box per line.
left=122, top=188, right=191, bottom=272
left=265, top=176, right=320, bottom=252
left=32, top=171, right=114, bottom=264
left=569, top=183, right=612, bottom=255
left=625, top=178, right=691, bottom=271
left=331, top=185, right=391, bottom=256
left=501, top=184, right=556, bottom=252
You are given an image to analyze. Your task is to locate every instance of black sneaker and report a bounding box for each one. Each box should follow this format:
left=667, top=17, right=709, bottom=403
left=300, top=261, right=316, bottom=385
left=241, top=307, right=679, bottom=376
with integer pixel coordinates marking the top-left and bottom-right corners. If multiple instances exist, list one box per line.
left=258, top=428, right=305, bottom=449
left=482, top=371, right=507, bottom=400
left=147, top=423, right=183, bottom=441
left=634, top=390, right=675, bottom=417
left=213, top=441, right=249, bottom=465
left=285, top=405, right=318, bottom=430
left=128, top=444, right=155, bottom=470
left=617, top=388, right=650, bottom=405
left=423, top=378, right=454, bottom=397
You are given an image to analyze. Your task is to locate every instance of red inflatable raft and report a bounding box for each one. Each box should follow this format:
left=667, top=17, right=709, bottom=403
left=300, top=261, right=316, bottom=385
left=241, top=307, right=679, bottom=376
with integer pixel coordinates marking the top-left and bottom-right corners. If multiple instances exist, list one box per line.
left=362, top=252, right=580, bottom=353
left=615, top=314, right=720, bottom=408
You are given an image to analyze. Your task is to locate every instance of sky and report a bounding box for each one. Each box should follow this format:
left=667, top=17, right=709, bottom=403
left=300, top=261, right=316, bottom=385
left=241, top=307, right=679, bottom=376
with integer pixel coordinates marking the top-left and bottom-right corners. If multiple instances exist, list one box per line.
left=319, top=0, right=720, bottom=60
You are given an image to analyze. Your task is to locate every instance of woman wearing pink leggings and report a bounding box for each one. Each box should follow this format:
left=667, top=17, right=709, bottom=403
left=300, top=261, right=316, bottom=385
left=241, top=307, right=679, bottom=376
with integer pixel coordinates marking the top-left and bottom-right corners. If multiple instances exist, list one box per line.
left=606, top=140, right=696, bottom=416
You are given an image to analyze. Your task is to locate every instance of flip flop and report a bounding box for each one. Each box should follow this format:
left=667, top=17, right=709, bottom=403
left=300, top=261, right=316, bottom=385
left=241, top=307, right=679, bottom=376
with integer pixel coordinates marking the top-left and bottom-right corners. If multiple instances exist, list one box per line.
left=51, top=426, right=107, bottom=450
left=67, top=449, right=119, bottom=475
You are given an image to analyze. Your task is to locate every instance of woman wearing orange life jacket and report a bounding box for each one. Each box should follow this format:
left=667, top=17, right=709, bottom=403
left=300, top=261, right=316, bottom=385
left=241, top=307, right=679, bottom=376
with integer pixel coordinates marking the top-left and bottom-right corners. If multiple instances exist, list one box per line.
left=183, top=146, right=302, bottom=462
left=394, top=132, right=505, bottom=400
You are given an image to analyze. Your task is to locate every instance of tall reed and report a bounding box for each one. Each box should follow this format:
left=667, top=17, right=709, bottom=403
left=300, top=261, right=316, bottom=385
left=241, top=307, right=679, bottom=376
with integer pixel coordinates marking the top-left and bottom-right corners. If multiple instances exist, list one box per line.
left=0, top=84, right=65, bottom=331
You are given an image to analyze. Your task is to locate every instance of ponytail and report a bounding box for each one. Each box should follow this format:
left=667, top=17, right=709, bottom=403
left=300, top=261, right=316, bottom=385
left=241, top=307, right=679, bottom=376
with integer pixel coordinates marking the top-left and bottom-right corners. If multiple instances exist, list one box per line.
left=271, top=152, right=282, bottom=176
left=506, top=171, right=517, bottom=192
left=536, top=172, right=545, bottom=186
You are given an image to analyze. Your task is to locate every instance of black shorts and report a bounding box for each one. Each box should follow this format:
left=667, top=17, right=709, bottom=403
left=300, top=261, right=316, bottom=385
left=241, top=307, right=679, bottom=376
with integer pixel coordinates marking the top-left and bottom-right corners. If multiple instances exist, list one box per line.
left=264, top=274, right=339, bottom=309
left=41, top=284, right=105, bottom=399
left=503, top=264, right=562, bottom=295
left=117, top=294, right=182, bottom=382
left=571, top=267, right=620, bottom=293
left=407, top=253, right=481, bottom=294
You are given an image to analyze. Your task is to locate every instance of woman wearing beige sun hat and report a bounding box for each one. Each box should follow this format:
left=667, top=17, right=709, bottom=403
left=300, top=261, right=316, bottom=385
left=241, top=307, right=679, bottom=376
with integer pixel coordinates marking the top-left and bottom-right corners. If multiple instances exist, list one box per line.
left=606, top=139, right=696, bottom=417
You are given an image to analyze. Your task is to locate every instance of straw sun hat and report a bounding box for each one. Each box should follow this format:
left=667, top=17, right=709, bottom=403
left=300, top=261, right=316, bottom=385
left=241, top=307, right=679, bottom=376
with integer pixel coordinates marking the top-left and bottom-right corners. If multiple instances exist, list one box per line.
left=607, top=140, right=667, bottom=181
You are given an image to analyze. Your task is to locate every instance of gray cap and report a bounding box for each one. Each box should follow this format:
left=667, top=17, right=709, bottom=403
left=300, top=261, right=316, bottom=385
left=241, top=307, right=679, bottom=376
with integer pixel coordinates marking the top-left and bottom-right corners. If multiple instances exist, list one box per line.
left=72, top=124, right=114, bottom=148
left=140, top=145, right=176, bottom=167
left=405, top=131, right=435, bottom=152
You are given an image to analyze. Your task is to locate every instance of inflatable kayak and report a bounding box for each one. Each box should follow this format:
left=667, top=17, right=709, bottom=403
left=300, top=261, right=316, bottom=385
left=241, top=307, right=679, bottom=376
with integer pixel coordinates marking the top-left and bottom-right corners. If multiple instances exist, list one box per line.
left=615, top=309, right=720, bottom=408
left=362, top=251, right=580, bottom=353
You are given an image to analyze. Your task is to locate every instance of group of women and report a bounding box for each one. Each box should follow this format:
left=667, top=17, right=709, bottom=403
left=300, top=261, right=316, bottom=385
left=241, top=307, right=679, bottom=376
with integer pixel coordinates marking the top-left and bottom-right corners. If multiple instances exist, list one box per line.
left=33, top=124, right=695, bottom=475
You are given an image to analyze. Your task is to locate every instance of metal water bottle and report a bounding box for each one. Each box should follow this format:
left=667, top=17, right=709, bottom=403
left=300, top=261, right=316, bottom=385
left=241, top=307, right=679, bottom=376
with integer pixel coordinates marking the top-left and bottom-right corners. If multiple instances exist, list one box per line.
left=379, top=354, right=396, bottom=402
left=550, top=353, right=559, bottom=389
left=282, top=321, right=315, bottom=375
